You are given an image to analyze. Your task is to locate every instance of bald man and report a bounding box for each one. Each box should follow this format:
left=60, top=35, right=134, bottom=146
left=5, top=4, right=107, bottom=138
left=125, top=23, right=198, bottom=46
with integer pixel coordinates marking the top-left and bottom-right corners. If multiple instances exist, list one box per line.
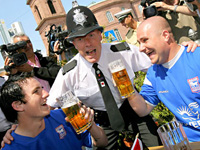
left=128, top=16, right=200, bottom=142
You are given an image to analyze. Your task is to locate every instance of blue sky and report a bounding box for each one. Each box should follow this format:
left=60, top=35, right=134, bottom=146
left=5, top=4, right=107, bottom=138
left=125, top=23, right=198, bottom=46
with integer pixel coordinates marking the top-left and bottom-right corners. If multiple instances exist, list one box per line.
left=0, top=0, right=101, bottom=68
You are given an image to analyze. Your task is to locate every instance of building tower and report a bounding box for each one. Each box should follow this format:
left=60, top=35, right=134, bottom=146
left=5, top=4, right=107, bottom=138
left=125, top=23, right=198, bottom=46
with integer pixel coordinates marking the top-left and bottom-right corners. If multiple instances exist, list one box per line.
left=26, top=0, right=67, bottom=55
left=0, top=19, right=12, bottom=44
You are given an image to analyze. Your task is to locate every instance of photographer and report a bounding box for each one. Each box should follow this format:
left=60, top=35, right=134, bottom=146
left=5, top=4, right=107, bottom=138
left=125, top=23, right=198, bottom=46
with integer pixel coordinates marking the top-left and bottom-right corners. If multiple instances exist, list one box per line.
left=4, top=33, right=61, bottom=92
left=141, top=0, right=200, bottom=44
left=53, top=40, right=67, bottom=62
left=45, top=24, right=76, bottom=63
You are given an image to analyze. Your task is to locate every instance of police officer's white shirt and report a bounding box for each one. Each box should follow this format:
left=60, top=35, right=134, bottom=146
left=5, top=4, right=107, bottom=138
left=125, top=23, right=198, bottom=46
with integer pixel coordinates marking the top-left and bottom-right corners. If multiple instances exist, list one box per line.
left=47, top=43, right=151, bottom=111
left=0, top=77, right=13, bottom=132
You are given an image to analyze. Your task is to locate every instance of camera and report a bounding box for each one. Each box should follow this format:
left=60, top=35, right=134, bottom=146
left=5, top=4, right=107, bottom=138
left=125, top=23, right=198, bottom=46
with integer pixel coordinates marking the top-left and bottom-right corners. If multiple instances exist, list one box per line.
left=0, top=41, right=28, bottom=72
left=45, top=24, right=75, bottom=55
left=141, top=0, right=163, bottom=18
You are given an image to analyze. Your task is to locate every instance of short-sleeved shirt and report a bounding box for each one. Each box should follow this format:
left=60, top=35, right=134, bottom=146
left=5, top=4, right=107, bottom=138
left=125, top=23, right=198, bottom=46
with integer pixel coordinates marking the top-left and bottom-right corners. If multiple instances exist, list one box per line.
left=140, top=45, right=200, bottom=142
left=2, top=109, right=92, bottom=150
left=125, top=22, right=140, bottom=47
left=47, top=43, right=151, bottom=110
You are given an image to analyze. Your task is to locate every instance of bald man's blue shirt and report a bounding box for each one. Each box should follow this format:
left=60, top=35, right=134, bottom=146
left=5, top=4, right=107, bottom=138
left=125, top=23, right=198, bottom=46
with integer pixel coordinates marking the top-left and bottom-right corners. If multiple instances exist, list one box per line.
left=140, top=46, right=200, bottom=142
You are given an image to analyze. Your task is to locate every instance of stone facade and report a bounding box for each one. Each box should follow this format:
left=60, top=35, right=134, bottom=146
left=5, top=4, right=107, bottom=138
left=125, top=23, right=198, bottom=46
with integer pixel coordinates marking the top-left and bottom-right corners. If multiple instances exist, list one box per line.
left=89, top=0, right=142, bottom=43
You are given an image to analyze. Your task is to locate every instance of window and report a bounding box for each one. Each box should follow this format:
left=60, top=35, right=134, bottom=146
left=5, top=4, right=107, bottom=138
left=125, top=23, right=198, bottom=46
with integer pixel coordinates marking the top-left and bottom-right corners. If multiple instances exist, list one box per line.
left=47, top=0, right=56, bottom=14
left=114, top=29, right=122, bottom=41
left=35, top=5, right=42, bottom=20
left=121, top=7, right=125, bottom=11
left=106, top=11, right=114, bottom=22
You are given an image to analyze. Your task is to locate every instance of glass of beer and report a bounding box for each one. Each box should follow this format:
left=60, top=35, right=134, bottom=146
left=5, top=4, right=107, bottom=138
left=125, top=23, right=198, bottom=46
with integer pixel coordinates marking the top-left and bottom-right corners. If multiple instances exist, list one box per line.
left=57, top=91, right=92, bottom=134
left=108, top=59, right=135, bottom=98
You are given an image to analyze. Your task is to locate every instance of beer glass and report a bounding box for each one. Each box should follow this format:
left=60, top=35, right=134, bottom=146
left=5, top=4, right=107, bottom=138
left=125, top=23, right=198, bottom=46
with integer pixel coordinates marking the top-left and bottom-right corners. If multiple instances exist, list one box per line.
left=57, top=90, right=92, bottom=134
left=157, top=120, right=191, bottom=150
left=108, top=59, right=135, bottom=98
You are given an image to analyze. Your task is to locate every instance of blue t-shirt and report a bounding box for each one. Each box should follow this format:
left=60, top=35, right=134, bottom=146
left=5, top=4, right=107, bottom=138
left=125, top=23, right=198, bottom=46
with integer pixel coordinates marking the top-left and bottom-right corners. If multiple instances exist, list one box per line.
left=140, top=46, right=200, bottom=142
left=3, top=109, right=92, bottom=150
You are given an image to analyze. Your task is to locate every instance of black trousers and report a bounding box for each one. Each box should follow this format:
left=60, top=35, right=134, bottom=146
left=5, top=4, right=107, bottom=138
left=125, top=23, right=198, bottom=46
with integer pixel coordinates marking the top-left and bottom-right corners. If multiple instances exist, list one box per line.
left=93, top=99, right=162, bottom=150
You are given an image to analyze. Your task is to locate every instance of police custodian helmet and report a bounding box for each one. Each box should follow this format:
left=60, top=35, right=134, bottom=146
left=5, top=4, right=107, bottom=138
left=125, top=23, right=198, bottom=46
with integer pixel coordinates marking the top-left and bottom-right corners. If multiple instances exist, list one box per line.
left=66, top=5, right=103, bottom=41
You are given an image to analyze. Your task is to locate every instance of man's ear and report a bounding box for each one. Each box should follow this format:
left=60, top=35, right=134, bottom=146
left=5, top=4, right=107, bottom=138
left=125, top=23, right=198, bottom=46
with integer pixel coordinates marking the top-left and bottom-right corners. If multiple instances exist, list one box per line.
left=162, top=30, right=170, bottom=42
left=12, top=101, right=24, bottom=111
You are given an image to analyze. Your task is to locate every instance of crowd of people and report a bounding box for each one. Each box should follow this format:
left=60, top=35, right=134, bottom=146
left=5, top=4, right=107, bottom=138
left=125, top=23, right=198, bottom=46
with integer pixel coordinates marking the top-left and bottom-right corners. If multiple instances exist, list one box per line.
left=1, top=0, right=200, bottom=149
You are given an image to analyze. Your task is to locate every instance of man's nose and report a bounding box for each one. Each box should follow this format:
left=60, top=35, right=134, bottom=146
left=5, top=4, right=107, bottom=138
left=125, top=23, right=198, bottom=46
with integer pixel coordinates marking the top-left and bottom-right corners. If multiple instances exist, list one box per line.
left=42, top=89, right=49, bottom=98
left=139, top=43, right=145, bottom=52
left=84, top=37, right=91, bottom=46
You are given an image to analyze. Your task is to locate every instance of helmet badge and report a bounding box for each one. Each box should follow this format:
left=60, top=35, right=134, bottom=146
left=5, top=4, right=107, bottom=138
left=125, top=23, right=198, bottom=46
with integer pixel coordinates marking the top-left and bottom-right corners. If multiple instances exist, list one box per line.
left=73, top=9, right=87, bottom=26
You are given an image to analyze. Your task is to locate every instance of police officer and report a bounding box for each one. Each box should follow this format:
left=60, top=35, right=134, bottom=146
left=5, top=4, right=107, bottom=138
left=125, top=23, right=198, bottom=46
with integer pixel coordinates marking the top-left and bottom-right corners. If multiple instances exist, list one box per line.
left=47, top=4, right=161, bottom=150
left=114, top=9, right=140, bottom=46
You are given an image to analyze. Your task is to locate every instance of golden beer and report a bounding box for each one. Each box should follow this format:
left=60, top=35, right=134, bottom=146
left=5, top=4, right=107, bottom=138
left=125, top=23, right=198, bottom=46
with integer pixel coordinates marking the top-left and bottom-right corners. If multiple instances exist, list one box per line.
left=62, top=103, right=92, bottom=134
left=112, top=68, right=135, bottom=98
left=57, top=91, right=92, bottom=134
left=109, top=59, right=135, bottom=98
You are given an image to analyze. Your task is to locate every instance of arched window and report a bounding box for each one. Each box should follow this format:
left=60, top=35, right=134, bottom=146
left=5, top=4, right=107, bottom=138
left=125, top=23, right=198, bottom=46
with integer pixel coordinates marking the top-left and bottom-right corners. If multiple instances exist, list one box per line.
left=106, top=11, right=114, bottom=22
left=35, top=5, right=42, bottom=20
left=114, top=29, right=122, bottom=41
left=47, top=0, right=56, bottom=14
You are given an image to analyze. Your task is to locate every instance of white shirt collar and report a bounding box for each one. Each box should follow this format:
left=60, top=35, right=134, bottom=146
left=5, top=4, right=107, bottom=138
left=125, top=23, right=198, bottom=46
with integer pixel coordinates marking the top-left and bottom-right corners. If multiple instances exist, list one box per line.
left=162, top=45, right=184, bottom=69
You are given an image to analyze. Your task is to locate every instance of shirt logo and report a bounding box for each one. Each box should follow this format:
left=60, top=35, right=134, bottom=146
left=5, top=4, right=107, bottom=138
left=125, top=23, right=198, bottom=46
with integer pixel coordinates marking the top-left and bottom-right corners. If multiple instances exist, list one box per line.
left=187, top=76, right=200, bottom=93
left=177, top=102, right=200, bottom=128
left=73, top=9, right=87, bottom=26
left=56, top=125, right=67, bottom=139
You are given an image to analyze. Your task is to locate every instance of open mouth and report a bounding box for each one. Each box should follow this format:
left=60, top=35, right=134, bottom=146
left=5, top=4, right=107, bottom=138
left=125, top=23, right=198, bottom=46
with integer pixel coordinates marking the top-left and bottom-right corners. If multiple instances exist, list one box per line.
left=86, top=49, right=96, bottom=55
left=42, top=101, right=47, bottom=106
left=146, top=50, right=154, bottom=58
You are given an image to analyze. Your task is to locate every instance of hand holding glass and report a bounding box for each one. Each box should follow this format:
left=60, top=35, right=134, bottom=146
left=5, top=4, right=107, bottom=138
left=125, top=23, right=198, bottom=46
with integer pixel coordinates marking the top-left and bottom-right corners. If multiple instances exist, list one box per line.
left=57, top=91, right=92, bottom=134
left=109, top=59, right=135, bottom=98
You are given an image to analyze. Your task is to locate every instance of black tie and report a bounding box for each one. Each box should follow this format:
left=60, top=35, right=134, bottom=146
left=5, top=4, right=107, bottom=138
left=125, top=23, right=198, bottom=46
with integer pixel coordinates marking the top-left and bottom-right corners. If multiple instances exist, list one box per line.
left=93, top=63, right=125, bottom=132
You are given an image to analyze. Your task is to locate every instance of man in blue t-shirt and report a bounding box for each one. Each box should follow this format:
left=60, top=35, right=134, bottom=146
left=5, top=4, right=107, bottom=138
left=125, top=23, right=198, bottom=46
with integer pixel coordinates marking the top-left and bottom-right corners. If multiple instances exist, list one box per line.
left=127, top=16, right=200, bottom=142
left=0, top=72, right=107, bottom=150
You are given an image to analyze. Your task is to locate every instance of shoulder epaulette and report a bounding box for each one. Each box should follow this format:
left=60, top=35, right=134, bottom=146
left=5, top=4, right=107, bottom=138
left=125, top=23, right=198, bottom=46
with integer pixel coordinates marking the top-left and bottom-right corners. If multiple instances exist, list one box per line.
left=110, top=42, right=130, bottom=52
left=62, top=59, right=77, bottom=75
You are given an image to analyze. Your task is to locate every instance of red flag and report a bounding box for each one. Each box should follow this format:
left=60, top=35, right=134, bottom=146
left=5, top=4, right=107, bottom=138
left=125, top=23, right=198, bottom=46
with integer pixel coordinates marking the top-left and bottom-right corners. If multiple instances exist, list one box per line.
left=131, top=133, right=143, bottom=150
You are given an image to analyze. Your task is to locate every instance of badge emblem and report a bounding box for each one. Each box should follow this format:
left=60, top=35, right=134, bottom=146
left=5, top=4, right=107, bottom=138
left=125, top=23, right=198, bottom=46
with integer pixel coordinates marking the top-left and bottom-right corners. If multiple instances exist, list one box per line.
left=187, top=76, right=200, bottom=93
left=73, top=9, right=87, bottom=26
left=100, top=81, right=105, bottom=87
left=56, top=125, right=67, bottom=139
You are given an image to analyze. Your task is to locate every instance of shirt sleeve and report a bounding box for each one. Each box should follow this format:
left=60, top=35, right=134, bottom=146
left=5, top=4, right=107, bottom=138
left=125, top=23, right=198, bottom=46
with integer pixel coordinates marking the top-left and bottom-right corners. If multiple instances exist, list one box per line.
left=140, top=76, right=160, bottom=106
left=81, top=131, right=92, bottom=148
left=47, top=69, right=69, bottom=107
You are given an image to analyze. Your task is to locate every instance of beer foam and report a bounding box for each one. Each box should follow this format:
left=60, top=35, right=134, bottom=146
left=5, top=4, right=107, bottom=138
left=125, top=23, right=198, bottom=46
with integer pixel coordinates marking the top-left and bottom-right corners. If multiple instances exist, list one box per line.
left=109, top=59, right=125, bottom=73
left=57, top=91, right=79, bottom=108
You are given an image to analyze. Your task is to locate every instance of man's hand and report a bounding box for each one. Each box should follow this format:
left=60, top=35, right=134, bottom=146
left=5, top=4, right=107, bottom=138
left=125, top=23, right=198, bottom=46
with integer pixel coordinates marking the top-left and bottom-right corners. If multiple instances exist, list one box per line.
left=181, top=41, right=199, bottom=52
left=151, top=2, right=168, bottom=11
left=4, top=57, right=18, bottom=74
left=1, top=124, right=17, bottom=148
left=65, top=103, right=94, bottom=124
